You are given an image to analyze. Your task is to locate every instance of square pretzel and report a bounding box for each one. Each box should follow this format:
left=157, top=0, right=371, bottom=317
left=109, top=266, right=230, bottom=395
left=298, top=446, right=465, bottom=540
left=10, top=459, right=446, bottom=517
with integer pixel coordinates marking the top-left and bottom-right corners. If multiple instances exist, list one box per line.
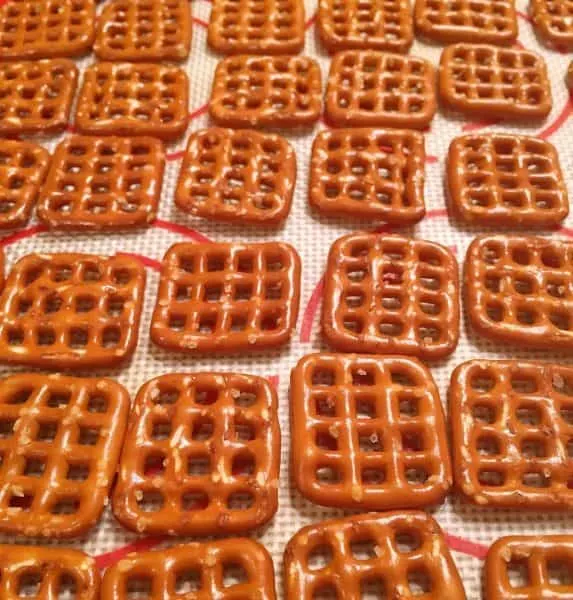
left=112, top=373, right=280, bottom=536
left=208, top=0, right=304, bottom=55
left=450, top=360, right=573, bottom=509
left=74, top=62, right=189, bottom=141
left=94, top=0, right=191, bottom=62
left=284, top=512, right=466, bottom=600
left=291, top=353, right=452, bottom=510
left=0, top=59, right=77, bottom=136
left=439, top=44, right=553, bottom=120
left=530, top=0, right=573, bottom=50
left=322, top=233, right=460, bottom=360
left=209, top=55, right=322, bottom=129
left=175, top=128, right=295, bottom=225
left=465, top=235, right=573, bottom=348
left=0, top=373, right=129, bottom=538
left=309, top=128, right=425, bottom=224
left=0, top=0, right=95, bottom=60
left=150, top=242, right=301, bottom=354
left=447, top=134, right=568, bottom=227
left=318, top=0, right=413, bottom=53
left=37, top=136, right=165, bottom=231
left=0, top=253, right=146, bottom=369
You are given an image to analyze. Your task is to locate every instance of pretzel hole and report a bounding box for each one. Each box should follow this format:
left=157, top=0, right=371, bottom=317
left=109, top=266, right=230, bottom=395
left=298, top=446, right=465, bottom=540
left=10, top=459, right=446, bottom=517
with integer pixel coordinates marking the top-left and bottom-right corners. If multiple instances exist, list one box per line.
left=307, top=544, right=333, bottom=570
left=359, top=577, right=386, bottom=599
left=402, top=431, right=424, bottom=452
left=8, top=388, right=32, bottom=405
left=237, top=255, right=254, bottom=273
left=75, top=295, right=95, bottom=313
left=67, top=463, right=90, bottom=481
left=192, top=418, right=214, bottom=441
left=352, top=368, right=375, bottom=386
left=137, top=490, right=164, bottom=513
left=9, top=491, right=33, bottom=511
left=187, top=454, right=211, bottom=476
left=0, top=418, right=15, bottom=439
left=43, top=293, right=62, bottom=314
left=126, top=575, right=152, bottom=598
left=316, top=466, right=341, bottom=484
left=346, top=292, right=365, bottom=308
left=419, top=275, right=440, bottom=290
left=196, top=387, right=219, bottom=405
left=17, top=299, right=32, bottom=317
left=350, top=539, right=378, bottom=560
left=51, top=497, right=79, bottom=515
left=6, top=327, right=24, bottom=346
left=550, top=311, right=571, bottom=331
left=316, top=430, right=339, bottom=451
left=407, top=568, right=432, bottom=596
left=79, top=426, right=99, bottom=446
left=486, top=303, right=503, bottom=322
left=522, top=472, right=550, bottom=488
left=398, top=394, right=419, bottom=418
left=151, top=420, right=171, bottom=440
left=312, top=367, right=335, bottom=387
left=315, top=395, right=337, bottom=417
left=511, top=375, right=538, bottom=394
left=17, top=571, right=42, bottom=597
left=82, top=264, right=102, bottom=282
left=472, top=403, right=496, bottom=424
left=476, top=435, right=500, bottom=456
left=23, top=457, right=45, bottom=478
left=395, top=530, right=421, bottom=553
left=168, top=314, right=186, bottom=332
left=405, top=467, right=428, bottom=485
left=232, top=451, right=255, bottom=476
left=231, top=314, right=247, bottom=331
left=478, top=469, right=505, bottom=486
left=313, top=585, right=338, bottom=599
left=227, top=491, right=254, bottom=510
left=418, top=325, right=441, bottom=344
left=233, top=284, right=253, bottom=301
left=390, top=370, right=415, bottom=387
left=516, top=405, right=542, bottom=425
left=57, top=574, right=78, bottom=599
left=37, top=420, right=58, bottom=442
left=359, top=432, right=383, bottom=452
left=521, top=438, right=547, bottom=458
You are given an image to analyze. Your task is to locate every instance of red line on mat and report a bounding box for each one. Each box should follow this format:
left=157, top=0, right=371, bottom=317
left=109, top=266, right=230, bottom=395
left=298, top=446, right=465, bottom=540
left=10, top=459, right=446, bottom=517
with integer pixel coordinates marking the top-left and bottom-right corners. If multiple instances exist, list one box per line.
left=153, top=218, right=213, bottom=243
left=166, top=149, right=186, bottom=161
left=445, top=534, right=489, bottom=561
left=300, top=275, right=324, bottom=343
left=425, top=155, right=439, bottom=164
left=305, top=11, right=317, bottom=29
left=538, top=98, right=573, bottom=140
left=95, top=536, right=166, bottom=569
left=0, top=224, right=47, bottom=248
left=268, top=375, right=279, bottom=388
left=516, top=10, right=532, bottom=23
left=426, top=208, right=448, bottom=219
left=192, top=17, right=209, bottom=28
left=188, top=103, right=209, bottom=123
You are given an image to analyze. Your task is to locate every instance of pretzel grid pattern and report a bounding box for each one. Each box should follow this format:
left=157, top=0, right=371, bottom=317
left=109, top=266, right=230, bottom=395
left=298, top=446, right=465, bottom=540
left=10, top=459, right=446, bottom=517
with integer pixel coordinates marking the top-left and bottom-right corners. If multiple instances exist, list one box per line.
left=447, top=134, right=568, bottom=227
left=151, top=242, right=301, bottom=353
left=309, top=128, right=425, bottom=224
left=322, top=233, right=460, bottom=360
left=74, top=62, right=189, bottom=141
left=38, top=136, right=165, bottom=230
left=439, top=44, right=552, bottom=120
left=175, top=128, right=295, bottom=225
left=112, top=373, right=280, bottom=536
left=530, top=0, right=573, bottom=50
left=450, top=360, right=573, bottom=509
left=0, top=374, right=129, bottom=538
left=94, top=0, right=191, bottom=61
left=325, top=50, right=436, bottom=129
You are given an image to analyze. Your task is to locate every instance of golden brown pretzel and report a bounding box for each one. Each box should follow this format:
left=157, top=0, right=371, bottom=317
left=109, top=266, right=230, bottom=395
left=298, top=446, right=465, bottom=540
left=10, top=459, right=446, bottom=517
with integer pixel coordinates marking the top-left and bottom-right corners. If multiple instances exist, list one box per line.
left=530, top=0, right=573, bottom=50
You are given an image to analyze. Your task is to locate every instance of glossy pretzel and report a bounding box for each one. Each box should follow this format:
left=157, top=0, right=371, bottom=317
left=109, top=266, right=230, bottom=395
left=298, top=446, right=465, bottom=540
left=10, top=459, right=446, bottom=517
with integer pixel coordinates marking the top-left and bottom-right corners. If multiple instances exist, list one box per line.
left=321, top=233, right=460, bottom=360
left=112, top=373, right=280, bottom=536
left=0, top=373, right=129, bottom=538
left=530, top=0, right=573, bottom=50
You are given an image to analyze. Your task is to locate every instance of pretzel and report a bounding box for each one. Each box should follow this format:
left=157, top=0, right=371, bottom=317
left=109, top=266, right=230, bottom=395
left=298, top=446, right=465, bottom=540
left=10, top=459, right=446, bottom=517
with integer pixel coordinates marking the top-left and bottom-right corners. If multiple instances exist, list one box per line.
left=284, top=512, right=466, bottom=600
left=94, top=0, right=191, bottom=62
left=317, top=0, right=413, bottom=53
left=0, top=0, right=95, bottom=60
left=209, top=55, right=322, bottom=129
left=447, top=134, right=568, bottom=227
left=112, top=372, right=280, bottom=536
left=568, top=61, right=573, bottom=91
left=0, top=373, right=129, bottom=538
left=175, top=128, right=295, bottom=225
left=74, top=62, right=189, bottom=141
left=450, top=359, right=573, bottom=509
left=151, top=242, right=301, bottom=354
left=0, top=140, right=50, bottom=230
left=465, top=235, right=573, bottom=349
left=0, top=253, right=146, bottom=369
left=321, top=233, right=460, bottom=360
left=208, top=0, right=304, bottom=55
left=324, top=50, right=436, bottom=129
left=439, top=44, right=553, bottom=120
left=530, top=0, right=573, bottom=50
left=0, top=544, right=99, bottom=598
left=102, top=539, right=276, bottom=599
left=414, top=0, right=517, bottom=44
left=37, top=136, right=165, bottom=231
left=309, top=128, right=425, bottom=224
left=0, top=59, right=78, bottom=136
left=486, top=535, right=573, bottom=599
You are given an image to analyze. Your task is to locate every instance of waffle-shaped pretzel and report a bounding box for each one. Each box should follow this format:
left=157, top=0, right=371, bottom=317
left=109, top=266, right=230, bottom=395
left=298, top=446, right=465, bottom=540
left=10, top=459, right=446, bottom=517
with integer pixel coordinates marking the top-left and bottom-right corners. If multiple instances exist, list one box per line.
left=94, top=0, right=191, bottom=62
left=0, top=0, right=95, bottom=60
left=209, top=55, right=322, bottom=129
left=74, top=62, right=189, bottom=141
left=0, top=253, right=146, bottom=369
left=102, top=540, right=276, bottom=599
left=322, top=233, right=460, bottom=360
left=439, top=44, right=553, bottom=120
left=0, top=59, right=77, bottom=136
left=175, top=128, right=295, bottom=225
left=450, top=360, right=573, bottom=509
left=309, top=128, right=425, bottom=224
left=486, top=535, right=573, bottom=599
left=414, top=0, right=517, bottom=44
left=151, top=242, right=301, bottom=354
left=0, top=373, right=129, bottom=537
left=291, top=353, right=452, bottom=510
left=112, top=373, right=280, bottom=536
left=530, top=0, right=573, bottom=50
left=465, top=235, right=573, bottom=349
left=325, top=50, right=436, bottom=129
left=318, top=0, right=413, bottom=53
left=0, top=545, right=99, bottom=598
left=0, top=140, right=50, bottom=230
left=208, top=0, right=304, bottom=55
left=447, top=134, right=568, bottom=227
left=284, top=512, right=466, bottom=600
left=37, top=136, right=165, bottom=231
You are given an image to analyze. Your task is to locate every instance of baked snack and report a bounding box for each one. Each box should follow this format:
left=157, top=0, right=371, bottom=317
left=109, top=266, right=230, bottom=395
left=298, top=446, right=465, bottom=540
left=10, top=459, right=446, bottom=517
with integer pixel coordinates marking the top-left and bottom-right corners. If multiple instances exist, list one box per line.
left=0, top=373, right=129, bottom=537
left=175, top=128, right=295, bottom=225
left=112, top=372, right=280, bottom=535
left=37, top=136, right=165, bottom=230
left=530, top=0, right=573, bottom=50
left=447, top=134, right=568, bottom=227
left=0, top=253, right=146, bottom=368
left=151, top=241, right=301, bottom=354
left=309, top=128, right=425, bottom=224
left=321, top=233, right=460, bottom=360
left=450, top=359, right=573, bottom=509
left=568, top=60, right=573, bottom=91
